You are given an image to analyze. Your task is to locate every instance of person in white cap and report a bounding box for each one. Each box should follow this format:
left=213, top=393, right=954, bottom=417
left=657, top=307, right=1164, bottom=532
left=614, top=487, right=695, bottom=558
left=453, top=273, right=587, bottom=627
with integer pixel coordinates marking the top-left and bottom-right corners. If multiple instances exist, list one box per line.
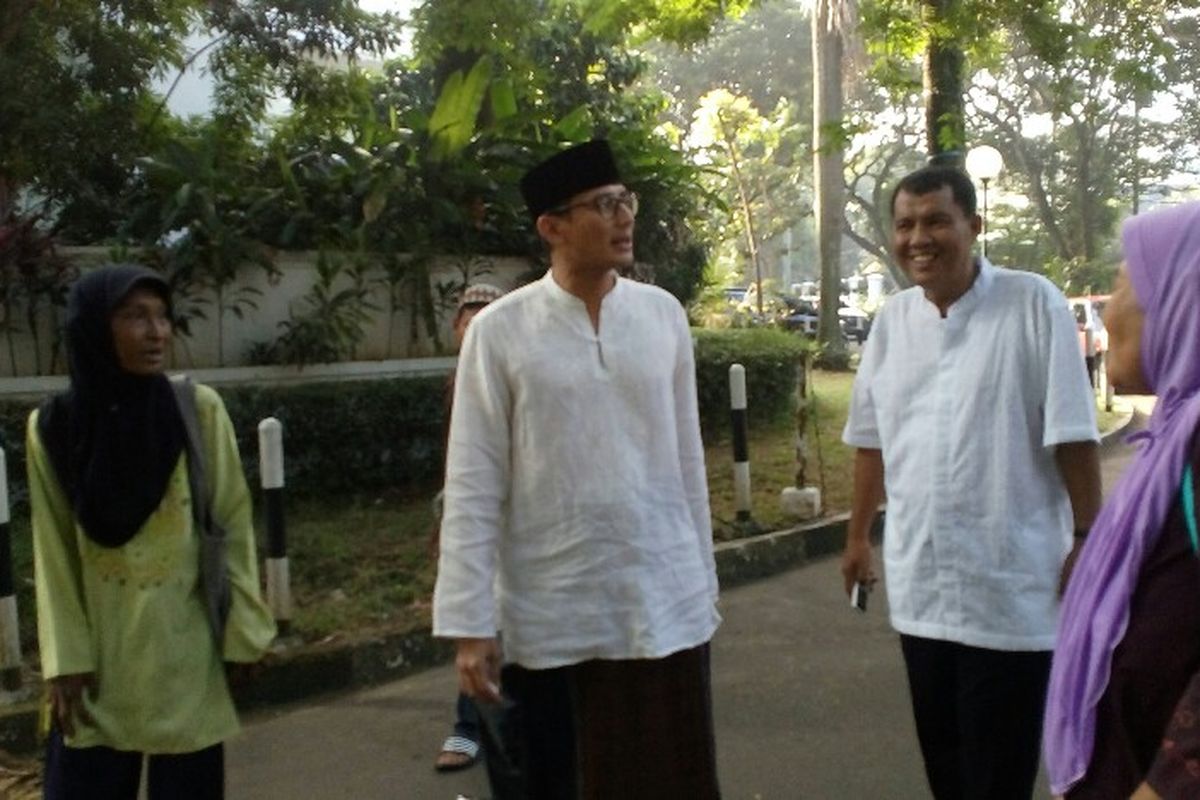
left=434, top=140, right=721, bottom=799
left=433, top=280, right=506, bottom=774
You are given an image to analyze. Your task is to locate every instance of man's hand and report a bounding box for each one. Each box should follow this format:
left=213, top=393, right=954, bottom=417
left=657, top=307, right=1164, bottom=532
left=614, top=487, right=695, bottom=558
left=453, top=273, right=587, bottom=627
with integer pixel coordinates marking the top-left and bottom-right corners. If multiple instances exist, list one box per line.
left=48, top=673, right=95, bottom=737
left=1059, top=537, right=1086, bottom=597
left=841, top=537, right=877, bottom=596
left=455, top=637, right=502, bottom=704
left=843, top=448, right=884, bottom=597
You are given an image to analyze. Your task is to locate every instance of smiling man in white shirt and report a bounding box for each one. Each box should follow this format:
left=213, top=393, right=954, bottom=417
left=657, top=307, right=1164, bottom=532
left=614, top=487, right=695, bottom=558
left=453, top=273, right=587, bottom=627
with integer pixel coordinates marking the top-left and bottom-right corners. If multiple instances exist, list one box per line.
left=840, top=165, right=1102, bottom=800
left=432, top=140, right=721, bottom=800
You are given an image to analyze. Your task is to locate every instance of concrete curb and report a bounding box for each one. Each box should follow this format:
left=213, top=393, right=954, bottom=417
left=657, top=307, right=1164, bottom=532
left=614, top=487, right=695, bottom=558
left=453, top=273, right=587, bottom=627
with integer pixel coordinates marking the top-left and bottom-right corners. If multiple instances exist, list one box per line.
left=0, top=406, right=1136, bottom=754
left=713, top=511, right=884, bottom=589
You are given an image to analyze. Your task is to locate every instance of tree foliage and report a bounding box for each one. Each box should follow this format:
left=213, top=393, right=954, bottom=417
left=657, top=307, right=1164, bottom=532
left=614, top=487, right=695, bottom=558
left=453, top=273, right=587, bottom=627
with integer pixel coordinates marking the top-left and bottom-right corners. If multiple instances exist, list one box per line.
left=10, top=0, right=1192, bottom=371
left=393, top=0, right=724, bottom=304
left=0, top=1, right=402, bottom=237
left=859, top=0, right=1066, bottom=158
left=648, top=2, right=814, bottom=128
left=689, top=90, right=810, bottom=298
left=0, top=0, right=748, bottom=369
left=856, top=0, right=1200, bottom=288
left=0, top=1, right=194, bottom=229
left=651, top=2, right=817, bottom=294
left=967, top=0, right=1200, bottom=283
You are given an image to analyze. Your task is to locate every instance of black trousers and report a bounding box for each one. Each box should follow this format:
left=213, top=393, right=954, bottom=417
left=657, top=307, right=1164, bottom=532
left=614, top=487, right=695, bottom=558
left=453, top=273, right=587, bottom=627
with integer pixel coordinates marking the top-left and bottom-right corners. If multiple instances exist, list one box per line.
left=900, top=635, right=1051, bottom=800
left=479, top=643, right=719, bottom=800
left=43, top=730, right=224, bottom=800
left=478, top=663, right=576, bottom=800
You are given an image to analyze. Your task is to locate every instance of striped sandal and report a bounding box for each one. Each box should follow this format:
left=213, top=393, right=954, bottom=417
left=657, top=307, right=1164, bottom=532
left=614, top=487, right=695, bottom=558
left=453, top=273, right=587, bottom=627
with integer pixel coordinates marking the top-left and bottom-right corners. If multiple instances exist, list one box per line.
left=434, top=735, right=480, bottom=772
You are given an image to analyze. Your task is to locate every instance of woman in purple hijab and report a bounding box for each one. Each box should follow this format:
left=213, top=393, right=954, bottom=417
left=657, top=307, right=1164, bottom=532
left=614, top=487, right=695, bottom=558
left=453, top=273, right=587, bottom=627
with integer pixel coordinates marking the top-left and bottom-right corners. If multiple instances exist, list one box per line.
left=1045, top=201, right=1200, bottom=799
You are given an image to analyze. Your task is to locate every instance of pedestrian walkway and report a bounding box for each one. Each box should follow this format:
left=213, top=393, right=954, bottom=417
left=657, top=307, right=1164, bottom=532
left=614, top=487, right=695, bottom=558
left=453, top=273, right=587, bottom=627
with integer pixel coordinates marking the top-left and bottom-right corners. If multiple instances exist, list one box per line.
left=229, top=553, right=927, bottom=800
left=227, top=404, right=1145, bottom=799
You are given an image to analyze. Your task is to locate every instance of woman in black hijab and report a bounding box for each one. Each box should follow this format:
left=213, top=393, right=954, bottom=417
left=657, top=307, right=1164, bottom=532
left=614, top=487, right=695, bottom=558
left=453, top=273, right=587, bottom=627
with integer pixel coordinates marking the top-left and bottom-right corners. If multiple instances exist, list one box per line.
left=28, top=265, right=275, bottom=800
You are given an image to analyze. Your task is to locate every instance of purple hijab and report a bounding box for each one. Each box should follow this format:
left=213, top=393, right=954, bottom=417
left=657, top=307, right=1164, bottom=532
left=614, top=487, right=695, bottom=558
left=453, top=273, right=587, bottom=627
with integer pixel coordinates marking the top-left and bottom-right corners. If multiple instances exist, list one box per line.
left=1045, top=201, right=1200, bottom=795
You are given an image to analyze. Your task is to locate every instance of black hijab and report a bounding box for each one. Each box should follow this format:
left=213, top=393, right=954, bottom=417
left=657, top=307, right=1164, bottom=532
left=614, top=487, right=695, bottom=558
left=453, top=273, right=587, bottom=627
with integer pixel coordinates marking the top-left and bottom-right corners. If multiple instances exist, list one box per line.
left=38, top=265, right=186, bottom=548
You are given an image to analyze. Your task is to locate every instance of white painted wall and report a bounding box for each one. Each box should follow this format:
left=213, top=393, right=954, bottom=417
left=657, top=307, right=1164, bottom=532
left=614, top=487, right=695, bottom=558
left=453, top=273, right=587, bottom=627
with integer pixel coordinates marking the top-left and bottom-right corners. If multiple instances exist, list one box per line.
left=0, top=250, right=536, bottom=378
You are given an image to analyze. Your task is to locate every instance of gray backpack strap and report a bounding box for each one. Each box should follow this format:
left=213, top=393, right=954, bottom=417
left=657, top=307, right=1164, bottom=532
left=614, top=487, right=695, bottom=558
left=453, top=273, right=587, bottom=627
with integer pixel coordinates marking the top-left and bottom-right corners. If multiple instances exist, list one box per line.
left=170, top=375, right=231, bottom=645
left=171, top=376, right=207, bottom=526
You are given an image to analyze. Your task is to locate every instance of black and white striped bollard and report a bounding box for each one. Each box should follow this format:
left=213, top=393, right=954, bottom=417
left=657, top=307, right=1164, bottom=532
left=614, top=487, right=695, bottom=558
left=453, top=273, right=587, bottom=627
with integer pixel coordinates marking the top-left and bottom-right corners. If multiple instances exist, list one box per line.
left=258, top=418, right=292, bottom=636
left=0, top=449, right=21, bottom=690
left=729, top=364, right=752, bottom=523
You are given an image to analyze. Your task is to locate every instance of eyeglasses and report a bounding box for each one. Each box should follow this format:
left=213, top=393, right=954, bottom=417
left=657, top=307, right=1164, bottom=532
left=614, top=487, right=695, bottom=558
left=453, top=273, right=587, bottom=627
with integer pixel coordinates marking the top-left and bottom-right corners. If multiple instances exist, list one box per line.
left=551, top=190, right=639, bottom=220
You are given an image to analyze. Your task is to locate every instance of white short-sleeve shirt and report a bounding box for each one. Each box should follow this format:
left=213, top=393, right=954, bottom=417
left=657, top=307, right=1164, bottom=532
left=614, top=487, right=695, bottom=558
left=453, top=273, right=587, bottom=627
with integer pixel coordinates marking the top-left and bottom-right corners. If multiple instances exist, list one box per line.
left=433, top=272, right=720, bottom=669
left=843, top=258, right=1098, bottom=650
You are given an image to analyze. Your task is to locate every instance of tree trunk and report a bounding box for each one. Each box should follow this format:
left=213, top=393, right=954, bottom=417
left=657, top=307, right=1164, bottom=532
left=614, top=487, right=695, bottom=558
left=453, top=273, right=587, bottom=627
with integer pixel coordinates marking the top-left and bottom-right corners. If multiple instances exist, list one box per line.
left=923, top=0, right=965, bottom=164
left=3, top=297, right=17, bottom=376
left=0, top=174, right=12, bottom=222
left=1074, top=116, right=1101, bottom=264
left=0, top=0, right=38, bottom=50
left=812, top=0, right=848, bottom=365
left=215, top=282, right=225, bottom=367
left=25, top=292, right=41, bottom=375
left=1131, top=100, right=1141, bottom=215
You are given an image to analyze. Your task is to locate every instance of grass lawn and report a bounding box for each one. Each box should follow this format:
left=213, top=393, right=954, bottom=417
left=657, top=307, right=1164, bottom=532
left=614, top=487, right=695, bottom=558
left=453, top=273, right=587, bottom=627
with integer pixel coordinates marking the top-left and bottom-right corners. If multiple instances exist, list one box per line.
left=280, top=370, right=858, bottom=640
left=283, top=491, right=440, bottom=643
left=706, top=371, right=856, bottom=540
left=6, top=375, right=1136, bottom=649
left=1096, top=403, right=1127, bottom=437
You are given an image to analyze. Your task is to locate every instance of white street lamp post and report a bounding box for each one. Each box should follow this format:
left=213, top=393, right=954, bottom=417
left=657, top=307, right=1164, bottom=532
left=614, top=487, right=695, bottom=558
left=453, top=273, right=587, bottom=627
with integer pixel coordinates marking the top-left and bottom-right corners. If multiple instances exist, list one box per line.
left=965, top=145, right=1004, bottom=258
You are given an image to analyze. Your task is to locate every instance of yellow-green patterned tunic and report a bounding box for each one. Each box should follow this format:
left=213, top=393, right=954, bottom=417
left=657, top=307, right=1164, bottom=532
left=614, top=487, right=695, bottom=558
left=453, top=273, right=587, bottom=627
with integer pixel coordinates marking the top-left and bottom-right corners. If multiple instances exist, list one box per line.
left=28, top=383, right=276, bottom=753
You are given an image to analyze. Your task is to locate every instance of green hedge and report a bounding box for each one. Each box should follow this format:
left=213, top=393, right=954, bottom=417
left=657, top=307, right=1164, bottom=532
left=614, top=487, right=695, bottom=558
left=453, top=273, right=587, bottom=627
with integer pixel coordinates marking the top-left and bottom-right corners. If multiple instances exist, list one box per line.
left=0, top=328, right=807, bottom=505
left=217, top=377, right=447, bottom=498
left=0, top=376, right=449, bottom=508
left=693, top=328, right=811, bottom=437
left=0, top=406, right=31, bottom=514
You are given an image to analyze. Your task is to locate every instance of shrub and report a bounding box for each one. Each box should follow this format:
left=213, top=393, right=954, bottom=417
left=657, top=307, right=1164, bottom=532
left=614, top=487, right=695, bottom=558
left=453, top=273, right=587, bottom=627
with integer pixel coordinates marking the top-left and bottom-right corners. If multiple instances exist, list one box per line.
left=0, top=327, right=808, bottom=506
left=0, top=403, right=32, bottom=514
left=0, top=375, right=449, bottom=510
left=217, top=377, right=447, bottom=498
left=692, top=328, right=811, bottom=437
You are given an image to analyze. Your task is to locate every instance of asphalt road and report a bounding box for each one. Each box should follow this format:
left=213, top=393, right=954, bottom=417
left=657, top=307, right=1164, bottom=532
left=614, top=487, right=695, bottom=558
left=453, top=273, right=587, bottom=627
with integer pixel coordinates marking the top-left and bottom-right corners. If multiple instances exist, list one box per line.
left=227, top=402, right=1146, bottom=800
left=227, top=554, right=926, bottom=800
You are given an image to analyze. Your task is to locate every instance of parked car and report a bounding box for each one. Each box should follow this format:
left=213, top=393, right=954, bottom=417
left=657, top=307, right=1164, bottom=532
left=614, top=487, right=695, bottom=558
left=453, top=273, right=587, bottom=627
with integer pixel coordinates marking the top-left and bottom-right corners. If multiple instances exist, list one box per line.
left=782, top=310, right=819, bottom=336
left=838, top=307, right=872, bottom=344
left=733, top=286, right=819, bottom=334
left=776, top=293, right=818, bottom=336
left=723, top=286, right=749, bottom=305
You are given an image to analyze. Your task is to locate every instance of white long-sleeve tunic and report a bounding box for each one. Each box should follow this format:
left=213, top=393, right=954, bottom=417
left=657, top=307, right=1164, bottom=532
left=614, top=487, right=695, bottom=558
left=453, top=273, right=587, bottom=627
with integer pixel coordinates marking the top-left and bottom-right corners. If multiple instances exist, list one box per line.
left=433, top=272, right=720, bottom=669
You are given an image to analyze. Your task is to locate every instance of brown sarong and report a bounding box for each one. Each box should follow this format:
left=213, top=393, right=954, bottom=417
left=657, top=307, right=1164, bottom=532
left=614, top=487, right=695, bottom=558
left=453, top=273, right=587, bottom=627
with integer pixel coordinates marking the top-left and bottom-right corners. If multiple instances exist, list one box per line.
left=573, top=642, right=721, bottom=800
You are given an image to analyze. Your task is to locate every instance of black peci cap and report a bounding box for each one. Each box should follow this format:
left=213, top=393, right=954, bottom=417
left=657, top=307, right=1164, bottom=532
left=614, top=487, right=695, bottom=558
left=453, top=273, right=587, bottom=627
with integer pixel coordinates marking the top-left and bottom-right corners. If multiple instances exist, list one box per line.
left=519, top=140, right=622, bottom=222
